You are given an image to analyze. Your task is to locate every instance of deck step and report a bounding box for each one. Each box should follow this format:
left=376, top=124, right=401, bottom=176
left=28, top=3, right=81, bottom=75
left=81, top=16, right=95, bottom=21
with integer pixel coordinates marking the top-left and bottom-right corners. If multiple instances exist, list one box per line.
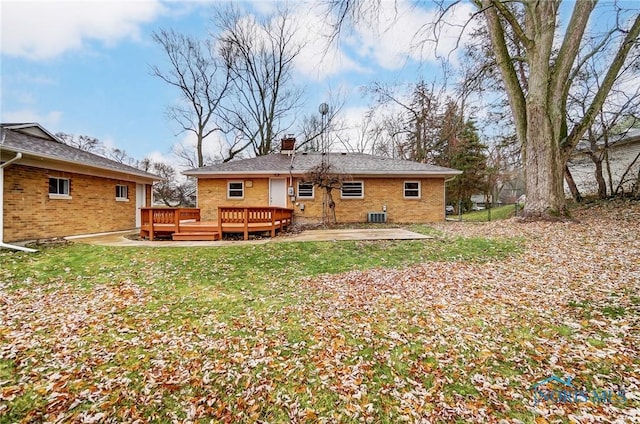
left=180, top=225, right=219, bottom=232
left=172, top=232, right=220, bottom=241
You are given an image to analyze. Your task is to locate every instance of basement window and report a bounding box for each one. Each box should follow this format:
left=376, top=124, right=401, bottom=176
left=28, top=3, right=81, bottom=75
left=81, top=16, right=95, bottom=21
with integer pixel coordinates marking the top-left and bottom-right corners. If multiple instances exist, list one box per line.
left=404, top=181, right=421, bottom=198
left=341, top=181, right=364, bottom=199
left=116, top=184, right=129, bottom=201
left=49, top=177, right=71, bottom=199
left=228, top=181, right=244, bottom=199
left=297, top=181, right=314, bottom=199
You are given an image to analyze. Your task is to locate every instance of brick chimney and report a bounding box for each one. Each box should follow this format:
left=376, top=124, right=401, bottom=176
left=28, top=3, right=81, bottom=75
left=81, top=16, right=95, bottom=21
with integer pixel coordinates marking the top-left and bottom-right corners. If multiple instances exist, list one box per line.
left=280, top=135, right=295, bottom=154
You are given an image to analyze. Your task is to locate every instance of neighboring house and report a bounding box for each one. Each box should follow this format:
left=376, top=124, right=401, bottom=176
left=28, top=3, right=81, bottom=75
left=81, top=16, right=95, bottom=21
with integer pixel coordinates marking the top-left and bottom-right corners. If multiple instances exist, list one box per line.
left=566, top=128, right=640, bottom=197
left=183, top=138, right=461, bottom=224
left=1, top=123, right=158, bottom=245
left=469, top=194, right=502, bottom=209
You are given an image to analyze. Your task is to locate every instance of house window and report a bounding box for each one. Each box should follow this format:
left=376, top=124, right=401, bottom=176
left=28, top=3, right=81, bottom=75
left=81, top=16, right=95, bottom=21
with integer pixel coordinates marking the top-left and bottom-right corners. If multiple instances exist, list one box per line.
left=228, top=181, right=244, bottom=199
left=49, top=177, right=71, bottom=199
left=115, top=184, right=129, bottom=201
left=341, top=181, right=364, bottom=199
left=297, top=181, right=314, bottom=198
left=404, top=181, right=421, bottom=198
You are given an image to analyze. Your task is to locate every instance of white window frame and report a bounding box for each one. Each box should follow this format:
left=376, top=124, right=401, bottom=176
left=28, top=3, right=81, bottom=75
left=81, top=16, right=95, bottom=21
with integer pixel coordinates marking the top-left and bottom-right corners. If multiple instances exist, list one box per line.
left=48, top=177, right=71, bottom=199
left=116, top=184, right=129, bottom=202
left=403, top=181, right=421, bottom=199
left=297, top=181, right=314, bottom=199
left=227, top=181, right=244, bottom=199
left=341, top=181, right=364, bottom=199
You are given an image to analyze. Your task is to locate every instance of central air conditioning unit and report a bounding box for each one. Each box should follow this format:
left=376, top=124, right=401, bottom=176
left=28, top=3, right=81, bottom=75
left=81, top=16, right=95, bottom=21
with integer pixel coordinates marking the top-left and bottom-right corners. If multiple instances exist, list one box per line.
left=367, top=212, right=387, bottom=223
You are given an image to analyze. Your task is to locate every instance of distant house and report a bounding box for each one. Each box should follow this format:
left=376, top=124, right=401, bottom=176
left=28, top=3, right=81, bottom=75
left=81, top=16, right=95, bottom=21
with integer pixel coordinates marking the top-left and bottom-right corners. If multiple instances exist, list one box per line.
left=566, top=128, right=640, bottom=197
left=1, top=123, right=158, bottom=245
left=183, top=138, right=461, bottom=224
left=469, top=194, right=502, bottom=210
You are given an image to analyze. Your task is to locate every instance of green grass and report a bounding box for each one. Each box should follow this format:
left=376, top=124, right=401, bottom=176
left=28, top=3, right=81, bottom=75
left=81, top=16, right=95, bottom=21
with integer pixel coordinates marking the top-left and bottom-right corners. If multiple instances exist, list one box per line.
left=457, top=205, right=517, bottom=222
left=0, top=236, right=522, bottom=422
left=2, top=235, right=520, bottom=292
left=2, top=229, right=635, bottom=423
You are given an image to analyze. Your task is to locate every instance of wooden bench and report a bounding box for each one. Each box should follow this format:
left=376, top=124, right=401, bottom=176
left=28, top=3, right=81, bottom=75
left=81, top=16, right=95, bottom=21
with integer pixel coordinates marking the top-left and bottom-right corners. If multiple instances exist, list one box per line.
left=218, top=206, right=293, bottom=240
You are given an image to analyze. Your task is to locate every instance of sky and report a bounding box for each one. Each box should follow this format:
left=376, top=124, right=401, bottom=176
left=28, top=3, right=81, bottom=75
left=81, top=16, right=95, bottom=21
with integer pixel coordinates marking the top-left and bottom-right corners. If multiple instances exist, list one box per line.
left=1, top=0, right=480, bottom=167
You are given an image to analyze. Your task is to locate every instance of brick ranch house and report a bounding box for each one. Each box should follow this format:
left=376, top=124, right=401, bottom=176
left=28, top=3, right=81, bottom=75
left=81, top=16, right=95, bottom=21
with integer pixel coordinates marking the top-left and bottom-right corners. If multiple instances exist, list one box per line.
left=1, top=123, right=158, bottom=247
left=183, top=138, right=461, bottom=225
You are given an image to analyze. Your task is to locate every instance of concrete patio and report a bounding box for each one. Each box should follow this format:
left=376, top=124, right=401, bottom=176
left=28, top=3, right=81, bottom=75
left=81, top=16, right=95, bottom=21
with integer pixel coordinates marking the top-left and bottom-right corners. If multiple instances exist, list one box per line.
left=67, top=228, right=431, bottom=247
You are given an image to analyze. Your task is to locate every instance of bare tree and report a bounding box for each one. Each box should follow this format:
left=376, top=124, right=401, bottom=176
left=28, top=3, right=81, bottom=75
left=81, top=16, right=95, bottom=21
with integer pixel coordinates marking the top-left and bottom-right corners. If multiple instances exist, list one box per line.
left=151, top=29, right=232, bottom=168
left=327, top=1, right=640, bottom=219
left=216, top=5, right=303, bottom=158
left=365, top=81, right=469, bottom=167
left=107, top=148, right=136, bottom=166
left=335, top=112, right=375, bottom=153
left=56, top=133, right=105, bottom=155
left=369, top=109, right=410, bottom=159
left=366, top=81, right=444, bottom=162
left=473, top=1, right=639, bottom=218
left=57, top=132, right=139, bottom=167
left=305, top=161, right=348, bottom=226
left=567, top=41, right=640, bottom=199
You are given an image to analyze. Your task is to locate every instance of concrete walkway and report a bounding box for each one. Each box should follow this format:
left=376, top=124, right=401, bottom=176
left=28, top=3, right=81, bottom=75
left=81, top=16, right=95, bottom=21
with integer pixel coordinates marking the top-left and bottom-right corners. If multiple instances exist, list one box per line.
left=68, top=228, right=431, bottom=247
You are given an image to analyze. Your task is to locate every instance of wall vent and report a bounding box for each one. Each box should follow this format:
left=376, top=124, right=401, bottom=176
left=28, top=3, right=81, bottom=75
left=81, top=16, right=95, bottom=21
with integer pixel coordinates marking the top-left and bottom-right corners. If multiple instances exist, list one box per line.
left=367, top=212, right=387, bottom=223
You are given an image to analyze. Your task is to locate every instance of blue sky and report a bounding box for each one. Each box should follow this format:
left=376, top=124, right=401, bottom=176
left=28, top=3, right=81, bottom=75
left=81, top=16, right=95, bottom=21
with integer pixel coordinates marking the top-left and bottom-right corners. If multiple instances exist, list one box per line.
left=1, top=0, right=480, bottom=165
left=4, top=1, right=634, bottom=167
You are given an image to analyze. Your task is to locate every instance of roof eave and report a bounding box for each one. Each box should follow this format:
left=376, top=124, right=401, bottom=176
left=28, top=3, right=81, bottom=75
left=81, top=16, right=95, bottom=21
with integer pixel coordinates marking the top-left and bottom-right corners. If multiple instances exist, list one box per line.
left=183, top=169, right=463, bottom=178
left=1, top=123, right=61, bottom=142
left=2, top=145, right=160, bottom=182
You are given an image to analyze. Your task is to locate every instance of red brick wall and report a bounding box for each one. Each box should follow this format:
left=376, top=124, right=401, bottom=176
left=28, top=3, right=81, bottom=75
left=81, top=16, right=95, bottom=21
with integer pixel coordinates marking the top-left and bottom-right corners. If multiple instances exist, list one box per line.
left=3, top=164, right=138, bottom=242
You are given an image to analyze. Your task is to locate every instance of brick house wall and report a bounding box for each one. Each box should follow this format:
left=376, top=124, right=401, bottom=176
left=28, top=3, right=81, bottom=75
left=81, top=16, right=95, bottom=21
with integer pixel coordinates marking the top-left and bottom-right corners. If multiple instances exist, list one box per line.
left=198, top=178, right=272, bottom=221
left=296, top=177, right=445, bottom=223
left=197, top=176, right=445, bottom=223
left=3, top=164, right=138, bottom=242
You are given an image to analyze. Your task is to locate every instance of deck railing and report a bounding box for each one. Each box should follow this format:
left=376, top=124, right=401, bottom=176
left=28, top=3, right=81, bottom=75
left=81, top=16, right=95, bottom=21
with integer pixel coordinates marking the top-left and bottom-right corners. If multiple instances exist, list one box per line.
left=139, top=207, right=201, bottom=240
left=139, top=206, right=293, bottom=241
left=218, top=206, right=293, bottom=240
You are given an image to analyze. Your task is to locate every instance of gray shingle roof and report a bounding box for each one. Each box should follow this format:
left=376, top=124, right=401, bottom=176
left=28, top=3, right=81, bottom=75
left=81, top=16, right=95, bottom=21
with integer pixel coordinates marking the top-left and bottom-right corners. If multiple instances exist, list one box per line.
left=1, top=124, right=158, bottom=181
left=574, top=128, right=640, bottom=152
left=183, top=152, right=461, bottom=177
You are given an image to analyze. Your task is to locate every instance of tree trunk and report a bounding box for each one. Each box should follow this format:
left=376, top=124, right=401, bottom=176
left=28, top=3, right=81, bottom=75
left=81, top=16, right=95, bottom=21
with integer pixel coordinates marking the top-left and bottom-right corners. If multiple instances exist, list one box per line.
left=325, top=187, right=337, bottom=226
left=593, top=157, right=607, bottom=198
left=564, top=164, right=583, bottom=202
left=197, top=136, right=204, bottom=168
left=605, top=149, right=615, bottom=195
left=523, top=126, right=568, bottom=218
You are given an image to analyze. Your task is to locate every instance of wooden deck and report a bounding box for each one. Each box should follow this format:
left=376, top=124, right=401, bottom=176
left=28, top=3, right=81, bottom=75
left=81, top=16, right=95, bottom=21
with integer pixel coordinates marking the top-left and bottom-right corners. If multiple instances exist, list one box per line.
left=140, top=206, right=293, bottom=241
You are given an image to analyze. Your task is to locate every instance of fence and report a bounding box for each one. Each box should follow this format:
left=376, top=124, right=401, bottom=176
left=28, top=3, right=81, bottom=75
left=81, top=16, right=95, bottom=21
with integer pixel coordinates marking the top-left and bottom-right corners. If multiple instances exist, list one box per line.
left=446, top=202, right=524, bottom=222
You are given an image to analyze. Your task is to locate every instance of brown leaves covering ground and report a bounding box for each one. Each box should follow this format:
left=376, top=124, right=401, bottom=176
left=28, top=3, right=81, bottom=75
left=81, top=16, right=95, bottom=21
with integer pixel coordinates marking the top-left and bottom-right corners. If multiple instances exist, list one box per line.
left=1, top=201, right=639, bottom=423
left=301, top=202, right=639, bottom=422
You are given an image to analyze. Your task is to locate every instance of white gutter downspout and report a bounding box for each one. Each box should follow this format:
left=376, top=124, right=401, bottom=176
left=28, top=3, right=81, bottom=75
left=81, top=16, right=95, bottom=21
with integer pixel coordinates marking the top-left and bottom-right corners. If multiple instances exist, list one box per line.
left=0, top=151, right=38, bottom=253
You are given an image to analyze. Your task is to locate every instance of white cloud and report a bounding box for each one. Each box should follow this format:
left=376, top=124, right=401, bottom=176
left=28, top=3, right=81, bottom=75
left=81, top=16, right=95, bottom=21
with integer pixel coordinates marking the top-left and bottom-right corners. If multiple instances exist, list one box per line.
left=345, top=0, right=478, bottom=70
left=146, top=150, right=173, bottom=164
left=288, top=3, right=366, bottom=80
left=1, top=0, right=165, bottom=60
left=0, top=109, right=63, bottom=127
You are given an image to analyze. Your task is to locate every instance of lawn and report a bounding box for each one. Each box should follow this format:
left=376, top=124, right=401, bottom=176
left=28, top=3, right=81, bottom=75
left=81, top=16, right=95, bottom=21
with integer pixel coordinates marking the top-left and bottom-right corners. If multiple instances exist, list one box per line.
left=455, top=204, right=518, bottom=222
left=1, top=201, right=638, bottom=423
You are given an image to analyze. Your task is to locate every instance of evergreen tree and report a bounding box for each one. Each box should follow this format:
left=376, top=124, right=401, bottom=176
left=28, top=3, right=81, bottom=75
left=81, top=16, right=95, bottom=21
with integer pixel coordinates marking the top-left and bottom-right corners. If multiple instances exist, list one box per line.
left=446, top=120, right=488, bottom=211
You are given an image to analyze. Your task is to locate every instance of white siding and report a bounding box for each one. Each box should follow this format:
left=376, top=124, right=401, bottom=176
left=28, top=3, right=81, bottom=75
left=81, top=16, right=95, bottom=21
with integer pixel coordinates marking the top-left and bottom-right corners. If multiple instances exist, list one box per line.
left=566, top=140, right=640, bottom=197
